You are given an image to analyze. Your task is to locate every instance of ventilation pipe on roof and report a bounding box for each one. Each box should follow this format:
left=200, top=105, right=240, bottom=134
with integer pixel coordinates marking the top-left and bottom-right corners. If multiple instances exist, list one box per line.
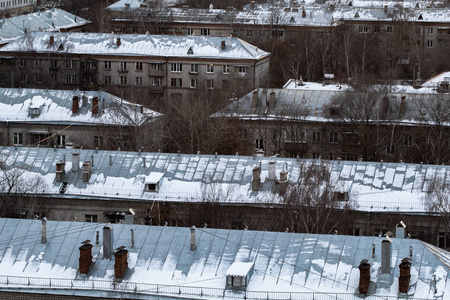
left=381, top=239, right=391, bottom=274
left=399, top=258, right=411, bottom=293
left=72, top=153, right=80, bottom=172
left=358, top=259, right=371, bottom=294
left=131, top=229, right=135, bottom=247
left=41, top=217, right=47, bottom=244
left=252, top=165, right=261, bottom=191
left=268, top=160, right=276, bottom=180
left=268, top=91, right=276, bottom=109
left=114, top=246, right=128, bottom=278
left=79, top=240, right=93, bottom=274
left=56, top=161, right=65, bottom=182
left=190, top=226, right=196, bottom=251
left=109, top=155, right=113, bottom=166
left=103, top=223, right=114, bottom=259
left=251, top=89, right=258, bottom=108
left=82, top=161, right=92, bottom=182
left=279, top=165, right=288, bottom=194
left=396, top=221, right=406, bottom=238
left=143, top=157, right=146, bottom=168
left=72, top=96, right=79, bottom=114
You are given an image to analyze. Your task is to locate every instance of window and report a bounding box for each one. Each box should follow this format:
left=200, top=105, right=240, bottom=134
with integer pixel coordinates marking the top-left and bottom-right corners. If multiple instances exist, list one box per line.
left=187, top=28, right=194, bottom=35
left=87, top=61, right=97, bottom=69
left=190, top=78, right=197, bottom=88
left=404, top=135, right=412, bottom=146
left=151, top=63, right=163, bottom=70
left=119, top=76, right=128, bottom=85
left=285, top=130, right=306, bottom=143
left=201, top=28, right=210, bottom=36
left=151, top=77, right=163, bottom=86
left=329, top=132, right=338, bottom=143
left=236, top=65, right=248, bottom=74
left=34, top=58, right=42, bottom=68
left=427, top=40, right=433, bottom=48
left=65, top=60, right=76, bottom=69
left=271, top=29, right=284, bottom=38
left=260, top=30, right=266, bottom=37
left=119, top=61, right=127, bottom=71
left=171, top=78, right=182, bottom=87
left=416, top=27, right=421, bottom=34
left=56, top=135, right=65, bottom=147
left=207, top=79, right=214, bottom=89
left=290, top=36, right=296, bottom=46
left=334, top=192, right=349, bottom=201
left=386, top=144, right=395, bottom=155
left=223, top=65, right=231, bottom=74
left=386, top=26, right=393, bottom=33
left=35, top=73, right=42, bottom=83
left=94, top=136, right=103, bottom=148
left=312, top=153, right=320, bottom=159
left=359, top=25, right=368, bottom=33
left=104, top=75, right=112, bottom=84
left=135, top=61, right=143, bottom=71
left=145, top=183, right=157, bottom=192
left=104, top=61, right=111, bottom=70
left=85, top=214, right=98, bottom=222
left=190, top=63, right=198, bottom=73
left=65, top=74, right=77, bottom=84
left=313, top=132, right=321, bottom=142
left=135, top=76, right=143, bottom=86
left=171, top=63, right=182, bottom=72
left=246, top=30, right=253, bottom=37
left=19, top=58, right=27, bottom=67
left=206, top=64, right=214, bottom=73
left=427, top=27, right=434, bottom=35
left=256, top=139, right=264, bottom=149
left=13, top=133, right=22, bottom=145
left=374, top=26, right=380, bottom=33
left=386, top=52, right=392, bottom=60
left=50, top=59, right=57, bottom=68
left=329, top=153, right=336, bottom=160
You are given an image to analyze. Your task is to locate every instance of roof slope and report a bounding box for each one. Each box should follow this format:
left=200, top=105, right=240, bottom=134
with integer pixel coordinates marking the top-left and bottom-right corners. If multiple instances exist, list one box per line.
left=0, top=32, right=269, bottom=60
left=0, top=9, right=90, bottom=45
left=0, top=146, right=449, bottom=213
left=0, top=88, right=160, bottom=126
left=0, top=218, right=449, bottom=299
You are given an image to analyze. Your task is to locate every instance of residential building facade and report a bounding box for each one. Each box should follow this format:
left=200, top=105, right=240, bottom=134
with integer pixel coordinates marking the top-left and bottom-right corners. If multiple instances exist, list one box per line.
left=0, top=0, right=35, bottom=17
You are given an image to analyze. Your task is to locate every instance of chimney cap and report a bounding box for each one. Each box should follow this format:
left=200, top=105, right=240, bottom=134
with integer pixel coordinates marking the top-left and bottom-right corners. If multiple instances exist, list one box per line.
left=104, top=222, right=113, bottom=229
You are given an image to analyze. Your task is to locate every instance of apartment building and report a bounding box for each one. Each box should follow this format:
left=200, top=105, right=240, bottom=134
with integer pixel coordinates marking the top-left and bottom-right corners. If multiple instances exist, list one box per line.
left=218, top=78, right=450, bottom=164
left=0, top=0, right=35, bottom=17
left=0, top=32, right=270, bottom=103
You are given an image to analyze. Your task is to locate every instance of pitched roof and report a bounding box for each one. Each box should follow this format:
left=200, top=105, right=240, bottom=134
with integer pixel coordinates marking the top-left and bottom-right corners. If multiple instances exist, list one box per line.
left=0, top=88, right=160, bottom=126
left=0, top=8, right=90, bottom=46
left=0, top=218, right=449, bottom=299
left=0, top=32, right=269, bottom=60
left=1, top=146, right=449, bottom=213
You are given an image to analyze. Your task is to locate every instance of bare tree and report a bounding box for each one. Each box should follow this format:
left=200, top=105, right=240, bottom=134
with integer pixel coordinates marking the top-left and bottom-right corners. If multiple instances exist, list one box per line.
left=281, top=161, right=358, bottom=234
left=423, top=175, right=450, bottom=235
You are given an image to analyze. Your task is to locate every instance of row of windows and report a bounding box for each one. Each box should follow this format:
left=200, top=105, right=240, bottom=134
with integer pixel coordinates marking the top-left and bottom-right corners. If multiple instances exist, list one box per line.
left=172, top=63, right=246, bottom=74
left=359, top=25, right=437, bottom=35
left=13, top=133, right=65, bottom=146
left=0, top=0, right=30, bottom=8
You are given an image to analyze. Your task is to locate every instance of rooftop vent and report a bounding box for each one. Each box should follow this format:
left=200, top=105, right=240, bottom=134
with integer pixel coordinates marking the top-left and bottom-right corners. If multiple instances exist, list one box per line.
left=268, top=160, right=276, bottom=180
left=41, top=217, right=47, bottom=244
left=226, top=261, right=254, bottom=290
left=396, top=221, right=406, bottom=238
left=252, top=165, right=261, bottom=191
left=144, top=172, right=164, bottom=193
left=72, top=153, right=80, bottom=171
left=103, top=223, right=114, bottom=259
left=56, top=161, right=65, bottom=182
left=381, top=239, right=391, bottom=274
left=251, top=89, right=258, bottom=108
left=190, top=226, right=197, bottom=250
left=82, top=161, right=92, bottom=182
left=187, top=46, right=193, bottom=55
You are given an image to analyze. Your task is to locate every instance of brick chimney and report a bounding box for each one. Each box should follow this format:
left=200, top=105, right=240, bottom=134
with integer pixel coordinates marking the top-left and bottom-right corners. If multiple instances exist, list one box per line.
left=252, top=165, right=260, bottom=191
left=56, top=161, right=65, bottom=182
left=114, top=247, right=128, bottom=279
left=302, top=9, right=306, bottom=18
left=116, top=37, right=121, bottom=47
left=72, top=96, right=79, bottom=114
left=82, top=161, right=92, bottom=182
left=49, top=35, right=54, bottom=45
left=279, top=168, right=288, bottom=194
left=221, top=40, right=226, bottom=50
left=399, top=258, right=411, bottom=293
left=92, top=97, right=99, bottom=114
left=79, top=242, right=93, bottom=274
left=358, top=259, right=371, bottom=294
left=251, top=90, right=258, bottom=108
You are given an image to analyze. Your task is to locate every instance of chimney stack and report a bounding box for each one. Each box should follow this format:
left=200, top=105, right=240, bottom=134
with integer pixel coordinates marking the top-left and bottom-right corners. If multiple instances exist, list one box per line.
left=381, top=239, right=391, bottom=274
left=92, top=97, right=99, bottom=115
left=103, top=223, right=114, bottom=259
left=72, top=153, right=80, bottom=171
left=82, top=161, right=92, bottom=182
left=279, top=169, right=288, bottom=194
left=251, top=90, right=258, bottom=108
left=396, top=221, right=406, bottom=238
left=41, top=217, right=47, bottom=244
left=269, top=91, right=276, bottom=109
left=116, top=37, right=121, bottom=47
left=252, top=166, right=261, bottom=191
left=114, top=246, right=128, bottom=279
left=72, top=96, right=79, bottom=114
left=399, top=258, right=411, bottom=293
left=358, top=260, right=371, bottom=294
left=221, top=40, right=226, bottom=50
left=302, top=9, right=306, bottom=18
left=79, top=241, right=93, bottom=274
left=56, top=161, right=65, bottom=182
left=190, top=226, right=196, bottom=251
left=49, top=35, right=54, bottom=45
left=268, top=160, right=276, bottom=180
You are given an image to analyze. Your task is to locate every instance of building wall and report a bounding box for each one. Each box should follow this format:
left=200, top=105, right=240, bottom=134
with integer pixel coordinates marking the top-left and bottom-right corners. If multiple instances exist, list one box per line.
left=0, top=0, right=35, bottom=16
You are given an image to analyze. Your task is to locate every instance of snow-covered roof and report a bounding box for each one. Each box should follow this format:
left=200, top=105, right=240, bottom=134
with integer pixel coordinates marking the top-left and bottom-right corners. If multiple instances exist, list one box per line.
left=0, top=88, right=160, bottom=126
left=0, top=32, right=269, bottom=60
left=111, top=6, right=450, bottom=27
left=0, top=8, right=90, bottom=45
left=0, top=218, right=449, bottom=299
left=422, top=71, right=450, bottom=88
left=145, top=172, right=165, bottom=184
left=108, top=0, right=183, bottom=10
left=1, top=146, right=450, bottom=213
left=226, top=262, right=254, bottom=277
